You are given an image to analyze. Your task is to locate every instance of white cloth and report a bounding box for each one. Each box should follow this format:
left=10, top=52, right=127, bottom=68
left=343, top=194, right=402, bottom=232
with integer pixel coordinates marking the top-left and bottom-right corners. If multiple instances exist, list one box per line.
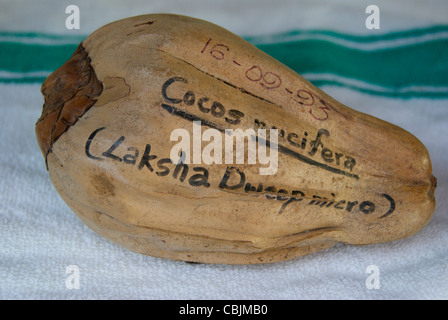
left=1, top=0, right=447, bottom=299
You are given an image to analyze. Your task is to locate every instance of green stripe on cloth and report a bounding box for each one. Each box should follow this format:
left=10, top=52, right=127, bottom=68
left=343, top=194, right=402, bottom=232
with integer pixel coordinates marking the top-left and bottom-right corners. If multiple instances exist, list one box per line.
left=0, top=31, right=84, bottom=43
left=256, top=38, right=448, bottom=98
left=0, top=42, right=78, bottom=73
left=246, top=25, right=448, bottom=45
left=1, top=26, right=448, bottom=98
